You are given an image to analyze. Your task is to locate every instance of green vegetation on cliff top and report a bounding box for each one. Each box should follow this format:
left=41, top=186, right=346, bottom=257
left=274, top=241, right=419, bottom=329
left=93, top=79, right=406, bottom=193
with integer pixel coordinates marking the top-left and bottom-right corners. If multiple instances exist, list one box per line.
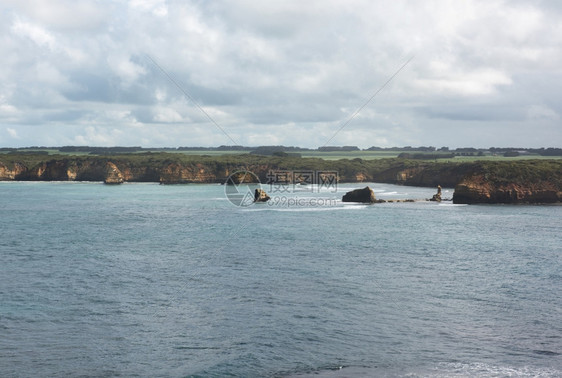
left=1, top=152, right=561, bottom=186
left=3, top=146, right=561, bottom=161
left=471, top=160, right=562, bottom=186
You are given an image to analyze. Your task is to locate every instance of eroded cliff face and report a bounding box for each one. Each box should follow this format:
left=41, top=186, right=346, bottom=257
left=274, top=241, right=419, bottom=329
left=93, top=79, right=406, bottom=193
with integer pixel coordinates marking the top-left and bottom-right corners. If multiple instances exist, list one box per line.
left=2, top=155, right=460, bottom=186
left=159, top=163, right=219, bottom=183
left=374, top=164, right=471, bottom=188
left=0, top=158, right=223, bottom=184
left=31, top=160, right=77, bottom=180
left=453, top=174, right=562, bottom=204
left=0, top=162, right=27, bottom=180
left=104, top=162, right=124, bottom=184
left=2, top=156, right=561, bottom=204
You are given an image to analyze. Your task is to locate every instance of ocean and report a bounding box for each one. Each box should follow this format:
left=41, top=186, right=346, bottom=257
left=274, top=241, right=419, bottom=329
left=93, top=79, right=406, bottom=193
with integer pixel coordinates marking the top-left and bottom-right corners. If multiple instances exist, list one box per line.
left=0, top=181, right=560, bottom=377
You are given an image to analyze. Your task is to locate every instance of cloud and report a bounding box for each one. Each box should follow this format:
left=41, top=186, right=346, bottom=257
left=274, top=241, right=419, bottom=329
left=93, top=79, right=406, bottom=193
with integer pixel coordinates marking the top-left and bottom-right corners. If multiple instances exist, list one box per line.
left=527, top=105, right=559, bottom=121
left=129, top=0, right=168, bottom=17
left=0, top=0, right=561, bottom=148
left=415, top=64, right=512, bottom=97
left=11, top=19, right=56, bottom=49
left=6, top=128, right=19, bottom=138
left=4, top=0, right=108, bottom=31
left=153, top=107, right=183, bottom=123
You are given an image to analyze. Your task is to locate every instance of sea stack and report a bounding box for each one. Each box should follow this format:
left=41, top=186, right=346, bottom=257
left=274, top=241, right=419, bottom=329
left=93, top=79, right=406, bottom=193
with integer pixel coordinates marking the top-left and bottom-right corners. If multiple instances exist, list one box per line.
left=430, top=185, right=442, bottom=202
left=342, top=186, right=378, bottom=203
left=254, top=188, right=271, bottom=202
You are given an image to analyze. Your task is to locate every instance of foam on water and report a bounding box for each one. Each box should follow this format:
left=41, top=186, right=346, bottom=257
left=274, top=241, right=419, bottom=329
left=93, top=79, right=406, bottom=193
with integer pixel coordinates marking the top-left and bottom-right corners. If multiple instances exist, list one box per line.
left=290, top=363, right=561, bottom=377
left=245, top=205, right=369, bottom=212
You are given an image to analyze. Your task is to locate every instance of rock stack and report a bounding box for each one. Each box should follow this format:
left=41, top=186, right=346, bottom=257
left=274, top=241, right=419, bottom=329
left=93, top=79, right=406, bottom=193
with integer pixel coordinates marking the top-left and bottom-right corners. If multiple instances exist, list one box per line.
left=254, top=188, right=271, bottom=202
left=430, top=185, right=442, bottom=202
left=342, top=186, right=379, bottom=203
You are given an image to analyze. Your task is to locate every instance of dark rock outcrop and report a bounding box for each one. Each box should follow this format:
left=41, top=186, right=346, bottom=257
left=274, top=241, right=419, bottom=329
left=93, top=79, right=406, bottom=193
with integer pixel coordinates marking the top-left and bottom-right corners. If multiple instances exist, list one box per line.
left=375, top=164, right=470, bottom=188
left=254, top=188, right=271, bottom=202
left=342, top=186, right=378, bottom=203
left=22, top=160, right=76, bottom=181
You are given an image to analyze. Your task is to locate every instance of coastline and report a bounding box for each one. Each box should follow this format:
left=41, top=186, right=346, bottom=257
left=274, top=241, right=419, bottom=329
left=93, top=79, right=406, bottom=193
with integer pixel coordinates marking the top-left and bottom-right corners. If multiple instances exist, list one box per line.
left=1, top=153, right=561, bottom=204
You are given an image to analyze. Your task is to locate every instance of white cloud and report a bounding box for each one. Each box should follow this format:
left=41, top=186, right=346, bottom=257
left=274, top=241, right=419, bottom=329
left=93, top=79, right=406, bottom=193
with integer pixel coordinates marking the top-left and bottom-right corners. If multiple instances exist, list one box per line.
left=107, top=55, right=147, bottom=87
left=129, top=0, right=168, bottom=17
left=527, top=105, right=559, bottom=121
left=6, top=128, right=19, bottom=138
left=415, top=67, right=513, bottom=96
left=73, top=126, right=125, bottom=146
left=4, top=0, right=107, bottom=31
left=11, top=19, right=56, bottom=50
left=0, top=0, right=561, bottom=148
left=153, top=107, right=183, bottom=123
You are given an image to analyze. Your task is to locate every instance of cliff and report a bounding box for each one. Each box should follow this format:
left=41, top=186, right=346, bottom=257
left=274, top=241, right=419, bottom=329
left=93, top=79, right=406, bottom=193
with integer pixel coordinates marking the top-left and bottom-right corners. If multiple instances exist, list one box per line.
left=1, top=153, right=561, bottom=204
left=452, top=161, right=562, bottom=204
left=453, top=176, right=561, bottom=204
left=104, top=162, right=124, bottom=184
left=375, top=162, right=472, bottom=187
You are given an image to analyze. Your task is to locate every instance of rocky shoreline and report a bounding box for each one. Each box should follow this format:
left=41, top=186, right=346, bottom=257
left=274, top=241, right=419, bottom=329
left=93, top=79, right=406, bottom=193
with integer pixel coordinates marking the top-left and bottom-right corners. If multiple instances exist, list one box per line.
left=1, top=154, right=560, bottom=204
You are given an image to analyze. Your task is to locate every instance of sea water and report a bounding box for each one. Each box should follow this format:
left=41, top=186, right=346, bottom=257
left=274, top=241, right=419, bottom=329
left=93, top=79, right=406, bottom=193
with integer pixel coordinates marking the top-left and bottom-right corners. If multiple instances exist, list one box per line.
left=0, top=181, right=560, bottom=377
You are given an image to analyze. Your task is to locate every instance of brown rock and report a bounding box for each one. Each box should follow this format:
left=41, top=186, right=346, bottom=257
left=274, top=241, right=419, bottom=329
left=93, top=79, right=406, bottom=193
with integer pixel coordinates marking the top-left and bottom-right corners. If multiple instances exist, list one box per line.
left=104, top=162, right=124, bottom=184
left=355, top=172, right=368, bottom=182
left=0, top=162, right=27, bottom=180
left=159, top=162, right=218, bottom=184
left=453, top=175, right=561, bottom=204
left=430, top=185, right=442, bottom=202
left=254, top=188, right=271, bottom=202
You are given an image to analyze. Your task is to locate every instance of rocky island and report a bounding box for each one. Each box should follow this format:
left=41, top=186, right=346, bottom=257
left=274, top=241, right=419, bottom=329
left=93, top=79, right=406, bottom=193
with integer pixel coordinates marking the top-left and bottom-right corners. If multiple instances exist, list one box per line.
left=342, top=186, right=381, bottom=203
left=0, top=153, right=560, bottom=204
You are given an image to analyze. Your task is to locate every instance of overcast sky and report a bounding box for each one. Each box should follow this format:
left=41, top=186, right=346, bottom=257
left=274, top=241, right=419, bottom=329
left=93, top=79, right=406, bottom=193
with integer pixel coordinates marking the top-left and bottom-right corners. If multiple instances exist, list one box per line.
left=1, top=0, right=561, bottom=148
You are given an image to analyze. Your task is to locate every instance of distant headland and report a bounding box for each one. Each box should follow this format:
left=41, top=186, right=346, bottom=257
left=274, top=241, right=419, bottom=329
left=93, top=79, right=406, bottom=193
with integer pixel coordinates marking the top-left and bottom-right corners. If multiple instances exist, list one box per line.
left=1, top=146, right=561, bottom=204
left=2, top=145, right=561, bottom=158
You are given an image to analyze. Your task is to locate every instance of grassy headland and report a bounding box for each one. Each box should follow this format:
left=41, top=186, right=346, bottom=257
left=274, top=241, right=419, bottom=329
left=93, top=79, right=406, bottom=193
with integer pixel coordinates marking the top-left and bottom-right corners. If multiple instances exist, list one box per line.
left=0, top=151, right=559, bottom=185
left=1, top=151, right=561, bottom=203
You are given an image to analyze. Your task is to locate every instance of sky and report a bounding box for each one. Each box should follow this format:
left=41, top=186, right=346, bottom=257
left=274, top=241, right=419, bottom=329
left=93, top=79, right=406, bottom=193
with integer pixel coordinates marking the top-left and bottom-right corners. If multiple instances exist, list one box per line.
left=1, top=0, right=561, bottom=149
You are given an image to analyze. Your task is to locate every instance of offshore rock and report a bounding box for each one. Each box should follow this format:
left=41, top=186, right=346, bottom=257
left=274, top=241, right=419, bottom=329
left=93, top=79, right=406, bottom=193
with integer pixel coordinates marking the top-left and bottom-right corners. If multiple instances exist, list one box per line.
left=254, top=188, right=271, bottom=202
left=430, top=185, right=442, bottom=202
left=104, top=162, right=124, bottom=184
left=342, top=186, right=378, bottom=203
